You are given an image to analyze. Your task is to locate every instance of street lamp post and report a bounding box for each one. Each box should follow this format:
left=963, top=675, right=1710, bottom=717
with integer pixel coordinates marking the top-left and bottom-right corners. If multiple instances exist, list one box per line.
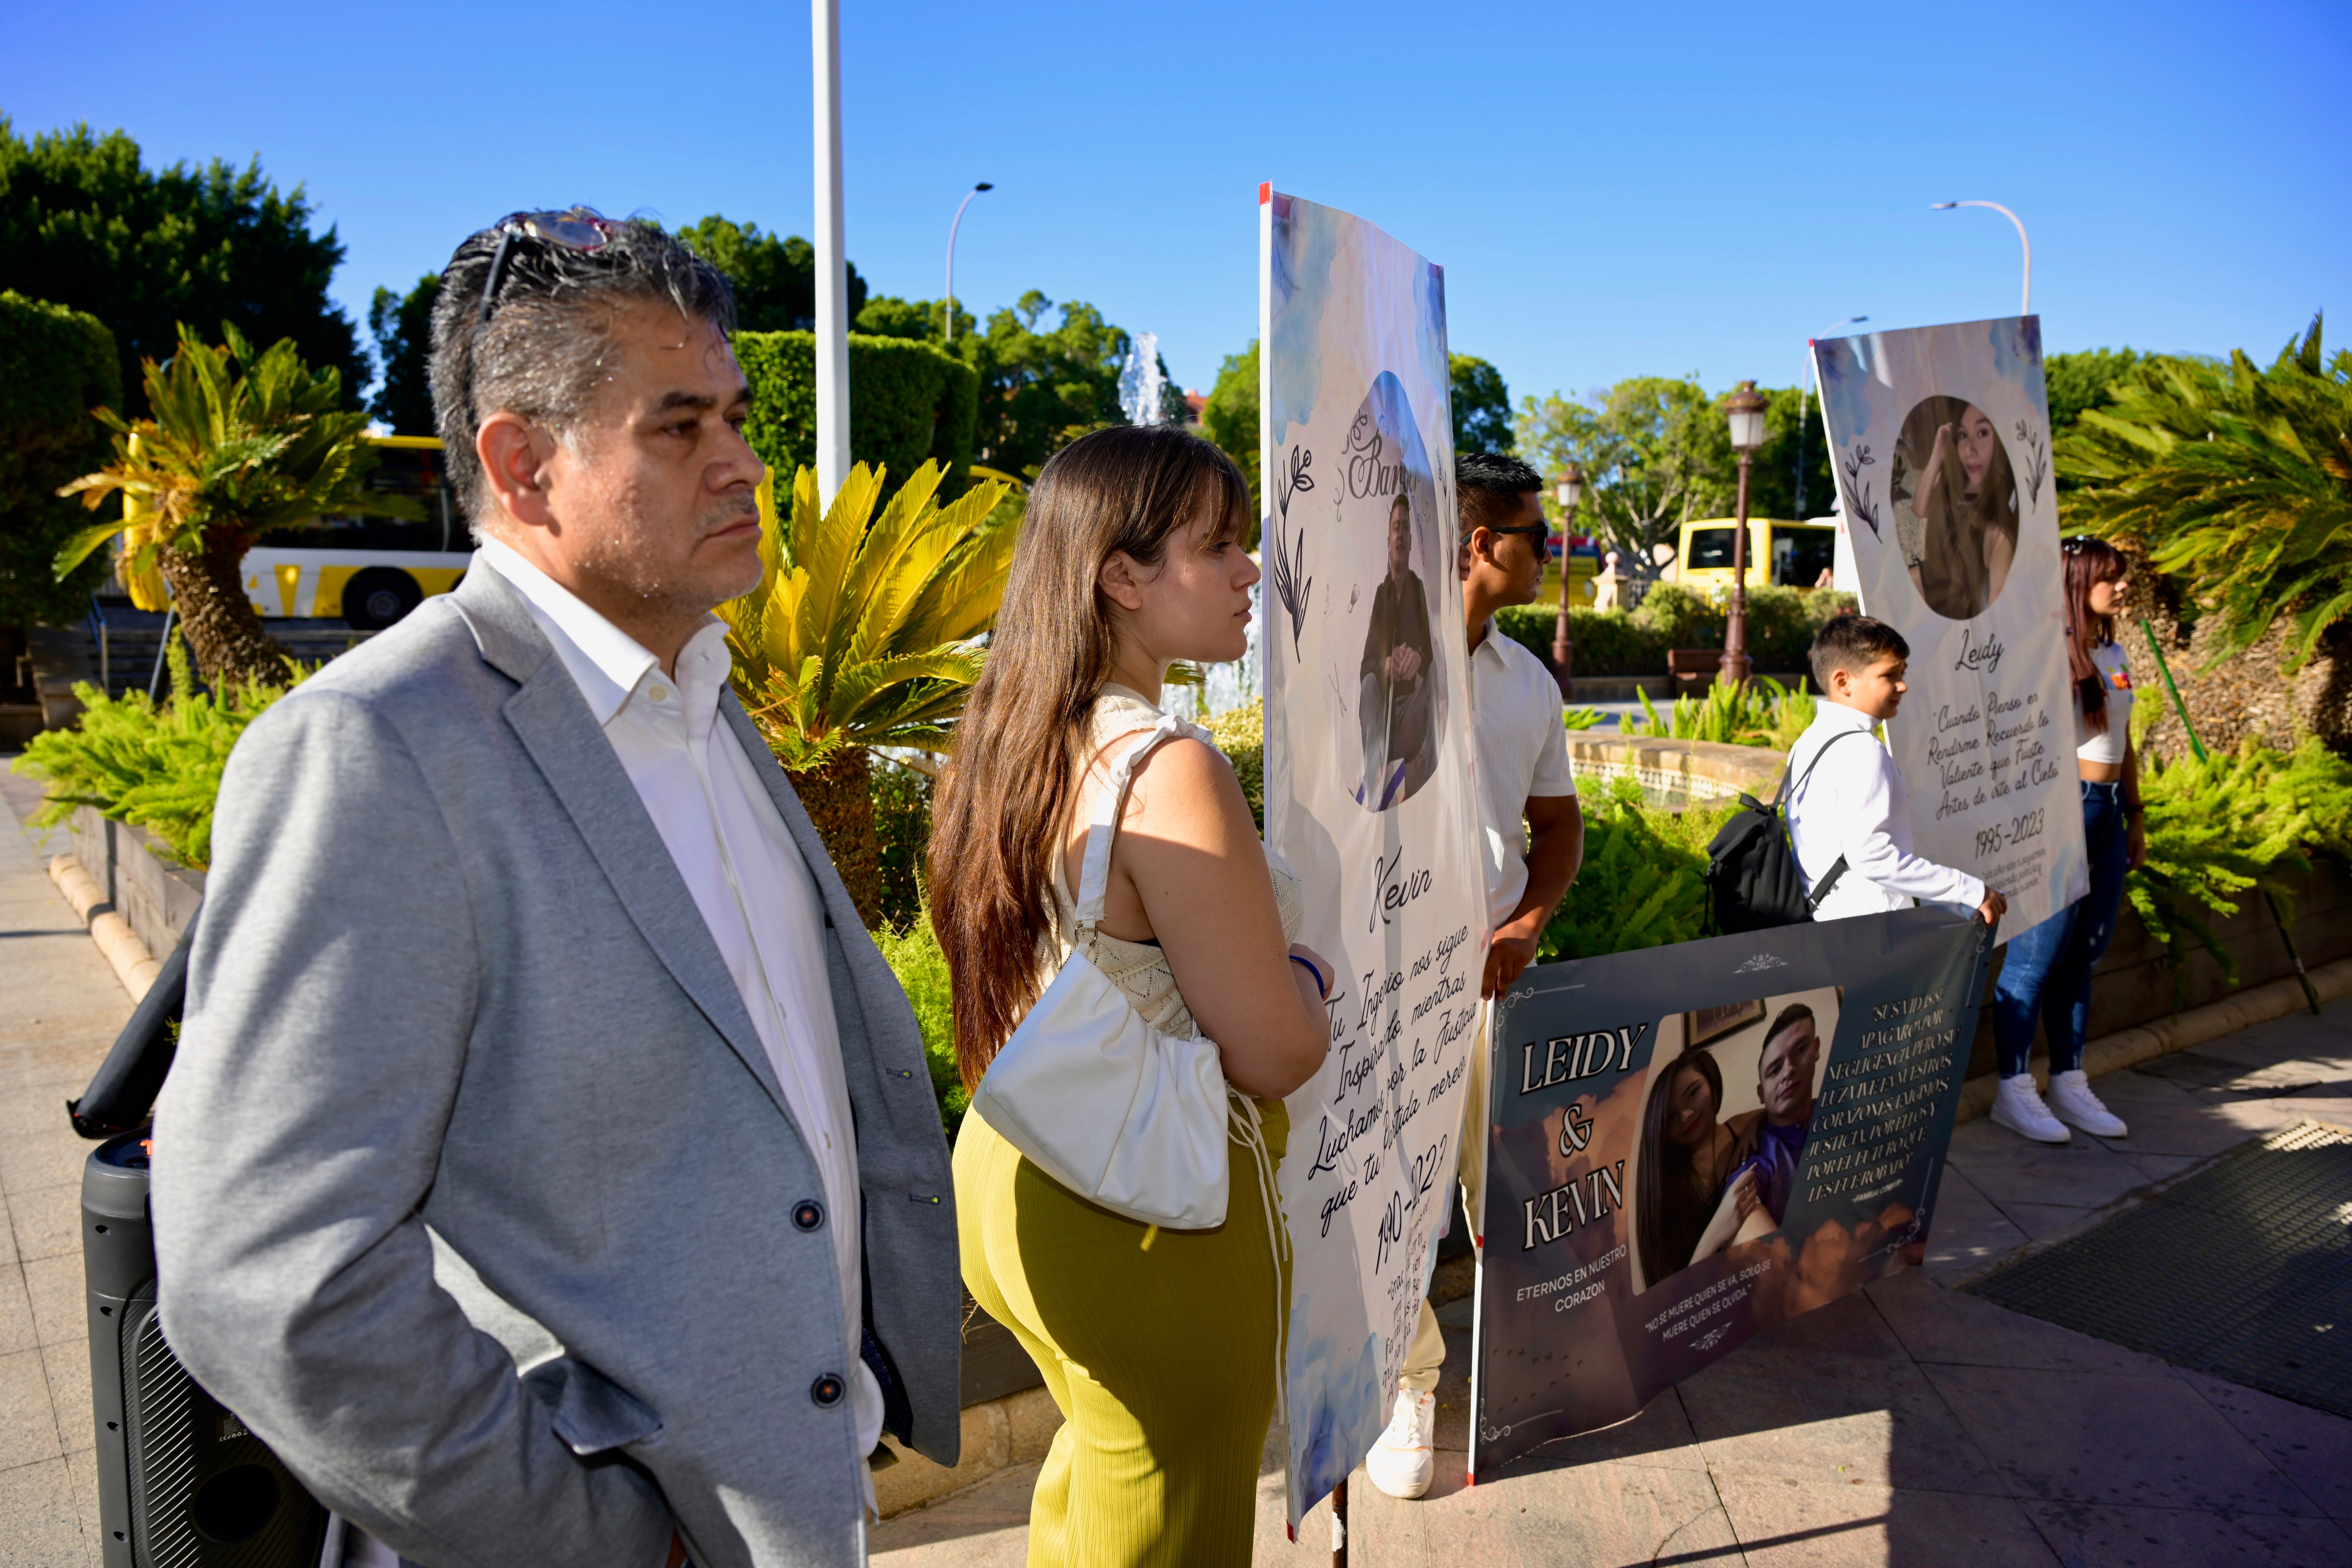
left=1718, top=381, right=1769, bottom=688
left=1794, top=315, right=1866, bottom=519
left=1931, top=200, right=2031, bottom=315
left=944, top=182, right=993, bottom=344
left=1550, top=463, right=1584, bottom=699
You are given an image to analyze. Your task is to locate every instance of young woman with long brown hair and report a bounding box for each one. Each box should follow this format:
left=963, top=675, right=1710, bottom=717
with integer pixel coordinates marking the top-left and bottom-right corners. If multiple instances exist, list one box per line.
left=928, top=424, right=1332, bottom=1565
left=1900, top=401, right=2020, bottom=619
left=1986, top=535, right=2142, bottom=1144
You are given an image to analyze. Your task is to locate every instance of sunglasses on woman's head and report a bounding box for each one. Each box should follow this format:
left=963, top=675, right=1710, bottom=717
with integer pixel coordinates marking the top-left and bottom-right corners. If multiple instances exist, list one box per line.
left=477, top=210, right=619, bottom=324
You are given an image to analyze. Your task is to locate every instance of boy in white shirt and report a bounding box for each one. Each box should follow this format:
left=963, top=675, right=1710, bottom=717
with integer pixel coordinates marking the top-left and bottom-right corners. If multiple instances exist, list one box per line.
left=1787, top=613, right=2007, bottom=928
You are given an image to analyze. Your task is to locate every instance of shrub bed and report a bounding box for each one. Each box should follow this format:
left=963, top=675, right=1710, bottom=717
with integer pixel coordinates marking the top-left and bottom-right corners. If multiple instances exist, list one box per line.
left=1494, top=586, right=1858, bottom=676
left=735, top=330, right=979, bottom=492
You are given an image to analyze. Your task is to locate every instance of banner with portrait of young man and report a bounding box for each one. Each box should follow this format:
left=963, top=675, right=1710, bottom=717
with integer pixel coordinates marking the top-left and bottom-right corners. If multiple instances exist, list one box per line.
left=1257, top=187, right=1488, bottom=1532
left=1811, top=317, right=2088, bottom=938
left=1468, top=911, right=1993, bottom=1478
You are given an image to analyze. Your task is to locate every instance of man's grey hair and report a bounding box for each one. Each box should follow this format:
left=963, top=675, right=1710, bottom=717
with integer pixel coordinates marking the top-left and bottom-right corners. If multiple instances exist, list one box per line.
left=428, top=209, right=736, bottom=538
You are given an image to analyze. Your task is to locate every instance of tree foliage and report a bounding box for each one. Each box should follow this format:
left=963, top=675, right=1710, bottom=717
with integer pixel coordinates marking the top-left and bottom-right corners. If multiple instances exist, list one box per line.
left=58, top=323, right=416, bottom=689
left=958, top=291, right=1133, bottom=477
left=367, top=273, right=440, bottom=435
left=678, top=214, right=867, bottom=332
left=0, top=116, right=365, bottom=417
left=1516, top=376, right=1735, bottom=568
left=1203, top=340, right=1262, bottom=538
left=2059, top=317, right=2352, bottom=671
left=855, top=295, right=976, bottom=341
left=2045, top=347, right=2145, bottom=432
left=1450, top=354, right=1514, bottom=454
left=0, top=291, right=119, bottom=624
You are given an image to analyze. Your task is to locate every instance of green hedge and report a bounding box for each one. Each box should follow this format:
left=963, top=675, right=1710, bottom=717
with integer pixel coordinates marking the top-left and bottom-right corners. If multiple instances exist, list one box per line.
left=735, top=330, right=978, bottom=492
left=1494, top=586, right=1858, bottom=677
left=0, top=291, right=120, bottom=625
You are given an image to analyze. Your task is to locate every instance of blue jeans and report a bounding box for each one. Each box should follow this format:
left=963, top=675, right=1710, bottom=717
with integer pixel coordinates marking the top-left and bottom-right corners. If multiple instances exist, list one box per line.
left=1992, top=782, right=2130, bottom=1079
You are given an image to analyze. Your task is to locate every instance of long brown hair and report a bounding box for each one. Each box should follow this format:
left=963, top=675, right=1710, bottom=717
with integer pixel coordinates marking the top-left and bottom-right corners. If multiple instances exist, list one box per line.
left=927, top=424, right=1251, bottom=1089
left=2062, top=534, right=2128, bottom=733
left=1635, top=1048, right=1724, bottom=1287
left=1925, top=404, right=2020, bottom=552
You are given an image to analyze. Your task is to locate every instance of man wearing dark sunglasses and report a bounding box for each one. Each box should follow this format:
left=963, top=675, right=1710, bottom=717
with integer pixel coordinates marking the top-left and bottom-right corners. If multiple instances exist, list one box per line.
left=152, top=210, right=960, bottom=1568
left=1368, top=450, right=1585, bottom=1500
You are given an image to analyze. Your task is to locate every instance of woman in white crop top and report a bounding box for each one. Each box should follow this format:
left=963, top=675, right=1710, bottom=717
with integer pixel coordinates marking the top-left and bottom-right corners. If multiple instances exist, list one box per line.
left=1987, top=536, right=2145, bottom=1145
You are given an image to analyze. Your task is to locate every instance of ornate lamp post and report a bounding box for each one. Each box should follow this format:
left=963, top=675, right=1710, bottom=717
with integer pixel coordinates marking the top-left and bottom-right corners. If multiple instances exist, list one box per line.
left=1718, top=381, right=1769, bottom=688
left=1550, top=463, right=1584, bottom=698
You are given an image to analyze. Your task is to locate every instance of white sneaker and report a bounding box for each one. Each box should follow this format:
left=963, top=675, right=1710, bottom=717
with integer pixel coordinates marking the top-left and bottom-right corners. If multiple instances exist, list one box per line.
left=1990, top=1075, right=2070, bottom=1144
left=2048, top=1070, right=2128, bottom=1137
left=1364, top=1389, right=1436, bottom=1499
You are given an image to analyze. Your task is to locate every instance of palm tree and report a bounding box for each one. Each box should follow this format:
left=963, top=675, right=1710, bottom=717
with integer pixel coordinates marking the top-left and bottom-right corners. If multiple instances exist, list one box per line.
left=2059, top=316, right=2351, bottom=671
left=56, top=322, right=417, bottom=690
left=721, top=460, right=1015, bottom=925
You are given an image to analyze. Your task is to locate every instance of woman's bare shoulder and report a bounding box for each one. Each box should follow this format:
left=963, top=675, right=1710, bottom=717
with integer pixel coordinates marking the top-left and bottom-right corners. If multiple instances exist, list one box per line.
left=1124, top=736, right=1248, bottom=832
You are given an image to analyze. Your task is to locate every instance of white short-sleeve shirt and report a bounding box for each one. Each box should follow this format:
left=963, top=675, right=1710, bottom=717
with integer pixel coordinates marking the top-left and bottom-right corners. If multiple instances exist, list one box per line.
left=1470, top=619, right=1578, bottom=930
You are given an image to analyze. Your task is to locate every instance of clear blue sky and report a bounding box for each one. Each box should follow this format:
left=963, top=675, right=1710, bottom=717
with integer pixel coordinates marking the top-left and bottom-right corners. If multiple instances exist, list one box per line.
left=6, top=0, right=2345, bottom=409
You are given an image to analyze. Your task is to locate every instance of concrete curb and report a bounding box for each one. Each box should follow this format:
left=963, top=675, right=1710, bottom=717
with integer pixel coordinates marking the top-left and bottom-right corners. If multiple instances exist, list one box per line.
left=48, top=852, right=161, bottom=1003
left=1954, top=954, right=2352, bottom=1123
left=873, top=1386, right=1061, bottom=1519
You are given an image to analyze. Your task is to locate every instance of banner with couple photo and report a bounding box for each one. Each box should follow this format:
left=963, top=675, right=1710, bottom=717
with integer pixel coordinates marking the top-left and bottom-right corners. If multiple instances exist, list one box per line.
left=1812, top=317, right=2088, bottom=938
left=1257, top=187, right=1488, bottom=1531
left=1469, top=910, right=1993, bottom=1478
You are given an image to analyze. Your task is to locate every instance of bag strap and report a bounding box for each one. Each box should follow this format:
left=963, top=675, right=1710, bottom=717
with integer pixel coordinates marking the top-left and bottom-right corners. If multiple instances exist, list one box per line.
left=1776, top=724, right=1867, bottom=809
left=1072, top=710, right=1213, bottom=928
left=1782, top=726, right=1870, bottom=908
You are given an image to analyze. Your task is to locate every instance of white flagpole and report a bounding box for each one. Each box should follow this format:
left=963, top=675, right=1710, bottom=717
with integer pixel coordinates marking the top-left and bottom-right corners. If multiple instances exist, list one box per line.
left=812, top=0, right=850, bottom=504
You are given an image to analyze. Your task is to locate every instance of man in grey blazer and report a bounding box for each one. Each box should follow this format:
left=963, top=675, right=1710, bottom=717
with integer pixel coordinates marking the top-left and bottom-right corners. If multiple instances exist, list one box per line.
left=151, top=211, right=960, bottom=1568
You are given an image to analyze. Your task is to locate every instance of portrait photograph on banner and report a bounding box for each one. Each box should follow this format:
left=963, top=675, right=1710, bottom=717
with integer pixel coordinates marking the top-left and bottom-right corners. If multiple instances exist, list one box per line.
left=1811, top=318, right=2088, bottom=937
left=1470, top=911, right=1994, bottom=1480
left=1256, top=187, right=1488, bottom=1531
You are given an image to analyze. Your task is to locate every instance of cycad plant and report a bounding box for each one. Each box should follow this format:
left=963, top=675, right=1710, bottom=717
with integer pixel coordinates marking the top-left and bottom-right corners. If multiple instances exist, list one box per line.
left=56, top=322, right=416, bottom=690
left=2059, top=316, right=2352, bottom=671
left=1627, top=674, right=1814, bottom=750
left=11, top=630, right=306, bottom=869
left=721, top=459, right=1015, bottom=926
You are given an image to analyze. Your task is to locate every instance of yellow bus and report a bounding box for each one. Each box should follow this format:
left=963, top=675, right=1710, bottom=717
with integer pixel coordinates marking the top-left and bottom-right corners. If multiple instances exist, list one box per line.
left=236, top=435, right=471, bottom=629
left=1673, top=517, right=1836, bottom=599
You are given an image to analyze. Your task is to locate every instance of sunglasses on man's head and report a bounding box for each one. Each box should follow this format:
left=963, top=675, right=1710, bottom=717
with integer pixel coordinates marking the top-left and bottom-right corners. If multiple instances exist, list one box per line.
left=477, top=210, right=620, bottom=324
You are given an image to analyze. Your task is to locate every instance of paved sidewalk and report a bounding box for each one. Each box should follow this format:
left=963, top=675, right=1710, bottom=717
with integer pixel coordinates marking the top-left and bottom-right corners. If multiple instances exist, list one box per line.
left=0, top=761, right=128, bottom=1568
left=5, top=764, right=2348, bottom=1567
left=875, top=1001, right=2352, bottom=1566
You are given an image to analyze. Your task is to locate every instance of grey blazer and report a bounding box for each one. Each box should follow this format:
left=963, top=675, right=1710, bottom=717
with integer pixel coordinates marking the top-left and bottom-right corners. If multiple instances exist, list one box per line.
left=152, top=567, right=961, bottom=1568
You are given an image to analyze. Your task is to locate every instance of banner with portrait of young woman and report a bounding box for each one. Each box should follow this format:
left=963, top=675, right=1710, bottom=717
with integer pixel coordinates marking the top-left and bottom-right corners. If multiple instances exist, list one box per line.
left=1468, top=910, right=1993, bottom=1479
left=1257, top=187, right=1488, bottom=1532
left=1811, top=318, right=2087, bottom=938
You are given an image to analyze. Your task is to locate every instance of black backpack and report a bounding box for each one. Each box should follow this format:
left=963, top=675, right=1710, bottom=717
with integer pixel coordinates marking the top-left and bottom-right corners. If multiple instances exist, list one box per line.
left=1704, top=731, right=1861, bottom=933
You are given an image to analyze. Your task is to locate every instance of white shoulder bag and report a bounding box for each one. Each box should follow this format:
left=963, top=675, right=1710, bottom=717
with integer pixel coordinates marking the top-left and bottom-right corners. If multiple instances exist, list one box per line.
left=969, top=712, right=1270, bottom=1230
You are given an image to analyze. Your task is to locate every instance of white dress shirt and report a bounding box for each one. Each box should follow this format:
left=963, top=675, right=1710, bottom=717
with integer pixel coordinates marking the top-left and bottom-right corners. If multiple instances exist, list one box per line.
left=1470, top=619, right=1579, bottom=929
left=1786, top=699, right=1986, bottom=922
left=473, top=538, right=884, bottom=1473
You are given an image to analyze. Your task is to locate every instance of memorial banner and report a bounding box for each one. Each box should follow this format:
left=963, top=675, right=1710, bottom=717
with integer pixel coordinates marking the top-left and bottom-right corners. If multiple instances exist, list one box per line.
left=1812, top=318, right=2087, bottom=937
left=1469, top=911, right=1991, bottom=1478
left=1259, top=187, right=1487, bottom=1530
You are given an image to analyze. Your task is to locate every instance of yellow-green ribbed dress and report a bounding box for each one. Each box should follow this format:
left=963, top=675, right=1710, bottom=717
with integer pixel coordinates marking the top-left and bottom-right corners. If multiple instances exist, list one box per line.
left=955, top=688, right=1298, bottom=1568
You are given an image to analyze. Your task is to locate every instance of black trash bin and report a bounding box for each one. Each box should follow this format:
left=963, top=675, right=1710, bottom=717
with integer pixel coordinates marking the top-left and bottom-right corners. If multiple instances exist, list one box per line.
left=84, top=1130, right=328, bottom=1567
